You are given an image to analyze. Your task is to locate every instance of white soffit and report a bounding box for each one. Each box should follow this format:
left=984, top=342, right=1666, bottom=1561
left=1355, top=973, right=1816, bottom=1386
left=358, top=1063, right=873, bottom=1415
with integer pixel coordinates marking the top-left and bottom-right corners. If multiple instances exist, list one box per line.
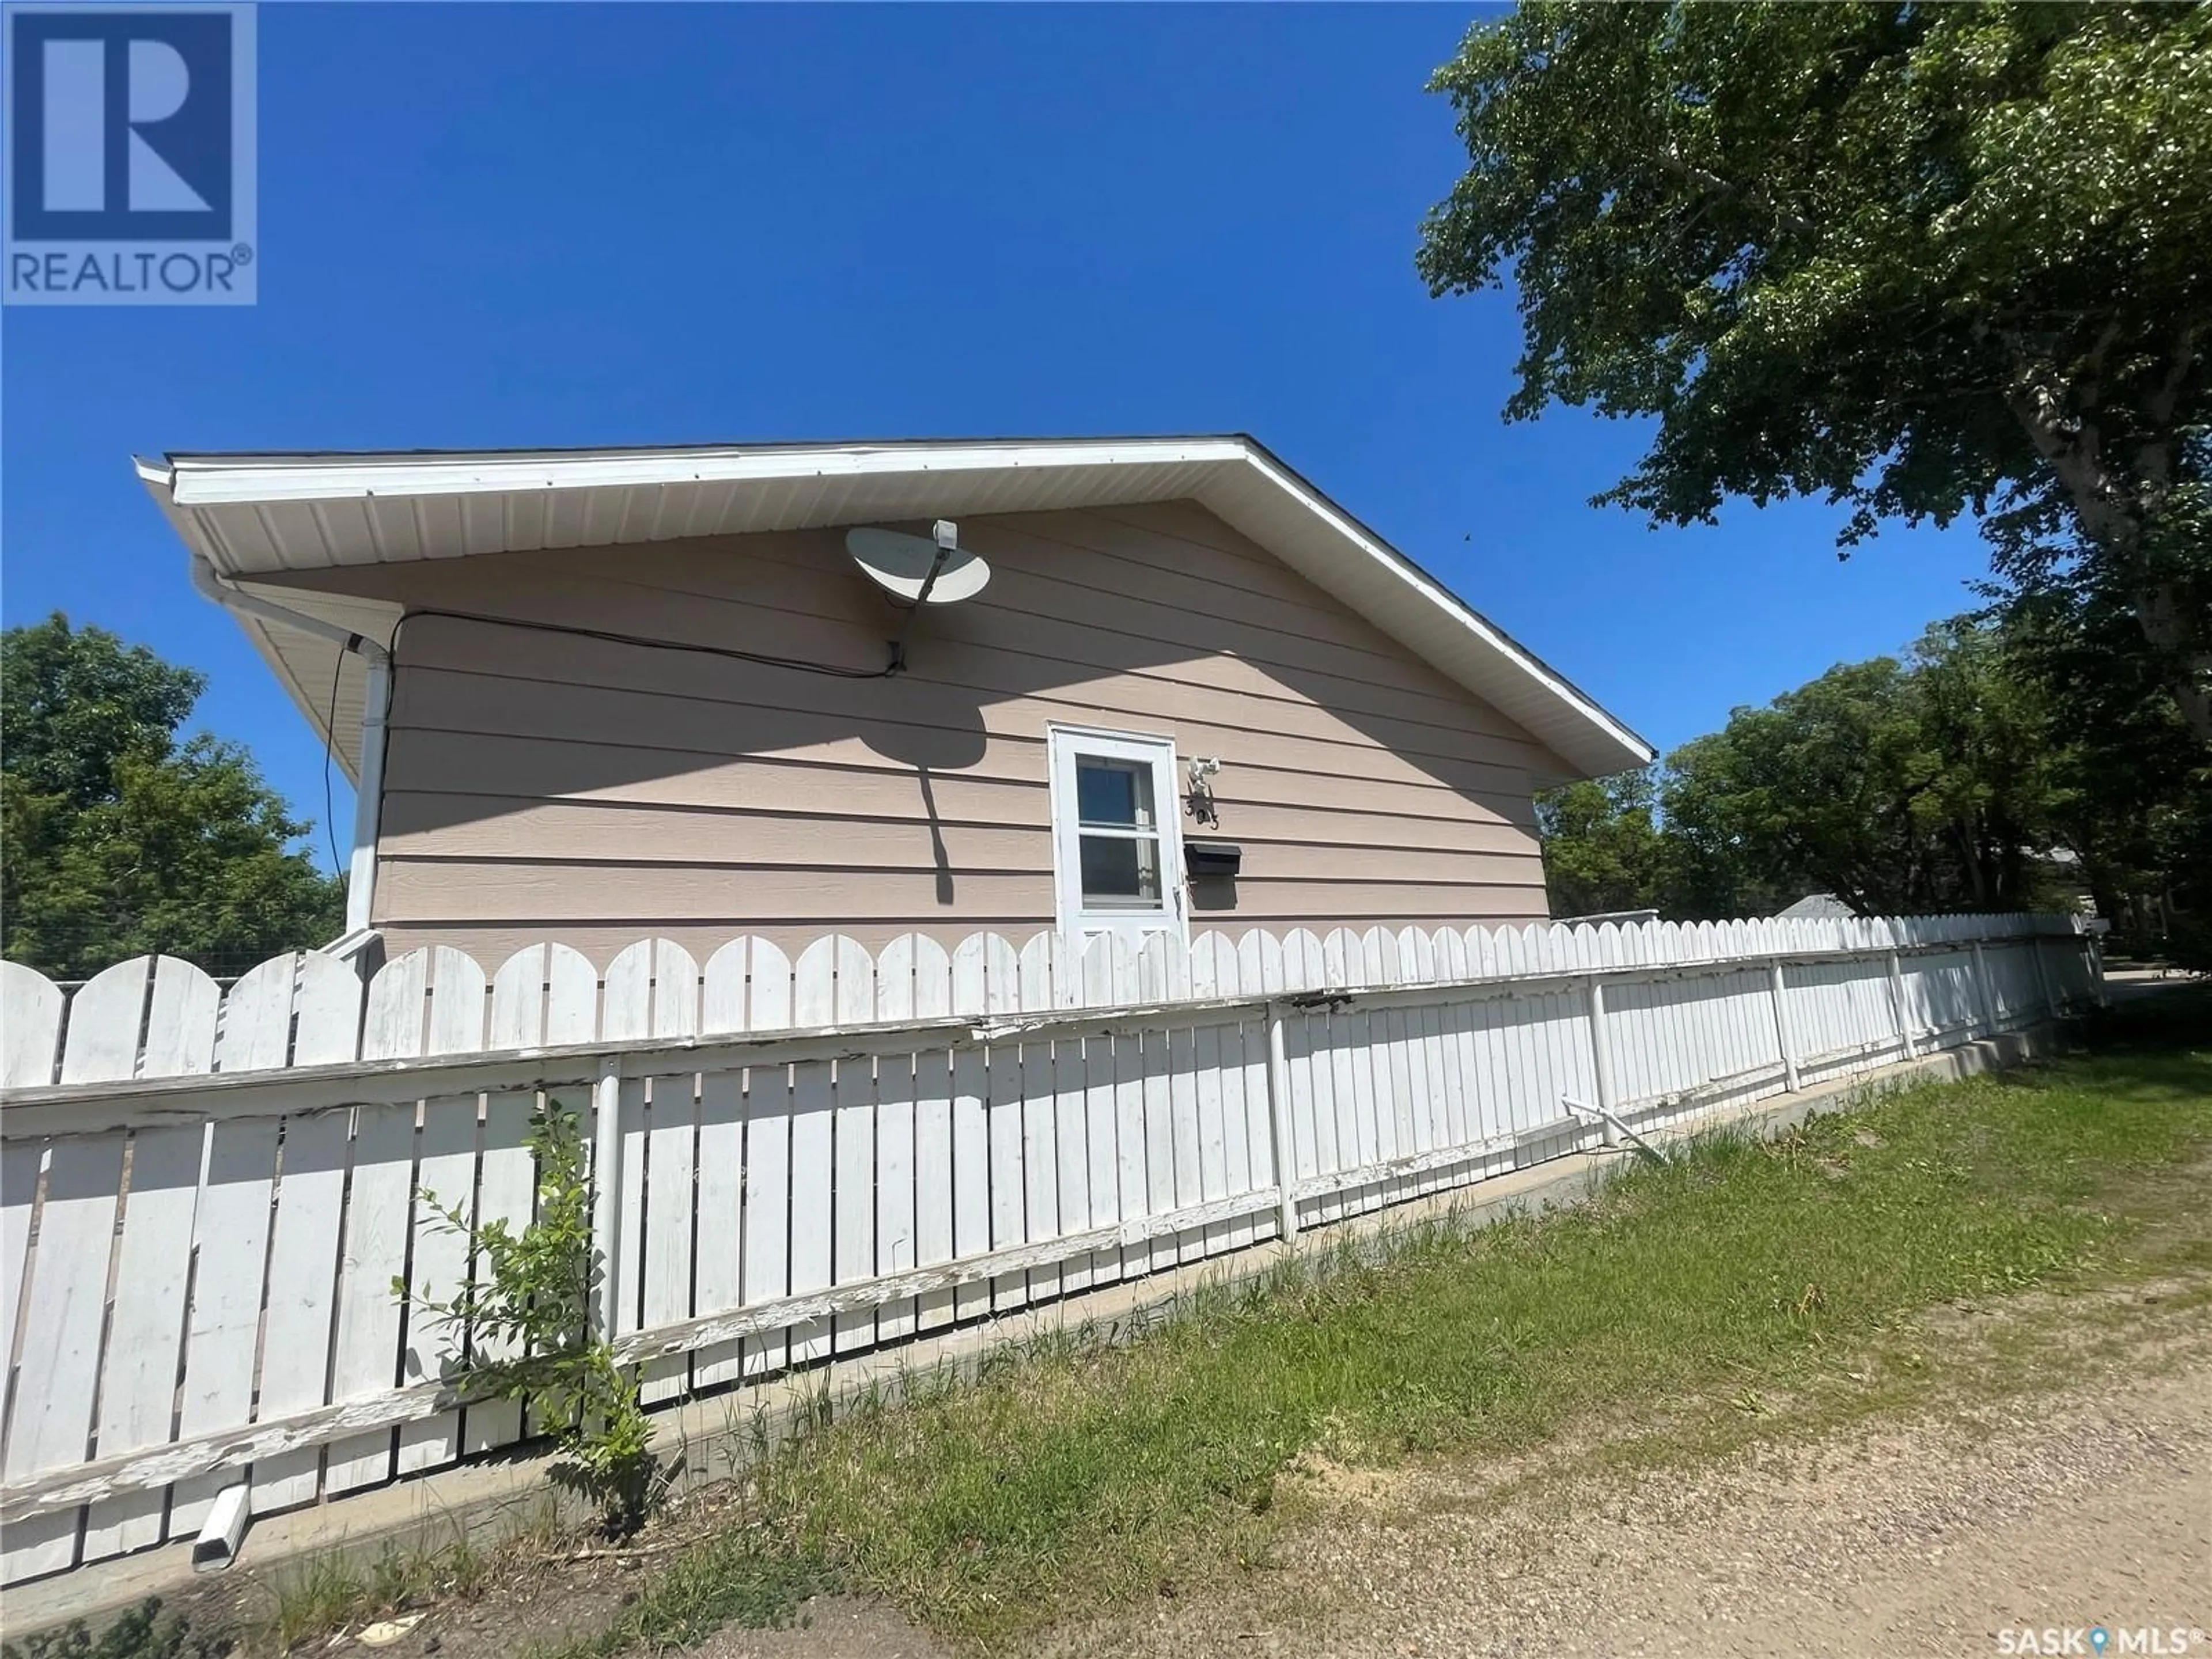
left=138, top=437, right=1654, bottom=779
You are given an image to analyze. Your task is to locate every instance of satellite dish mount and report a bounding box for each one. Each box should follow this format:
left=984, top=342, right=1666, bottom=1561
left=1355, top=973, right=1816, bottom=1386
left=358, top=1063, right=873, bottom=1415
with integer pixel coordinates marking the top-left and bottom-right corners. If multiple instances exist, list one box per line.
left=846, top=520, right=991, bottom=674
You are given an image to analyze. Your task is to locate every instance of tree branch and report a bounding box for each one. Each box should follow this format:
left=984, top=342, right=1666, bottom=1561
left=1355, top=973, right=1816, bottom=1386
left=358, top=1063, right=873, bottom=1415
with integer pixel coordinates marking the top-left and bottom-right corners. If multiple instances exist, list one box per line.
left=1653, top=145, right=1814, bottom=238
left=2074, top=320, right=2124, bottom=412
left=2144, top=322, right=2201, bottom=427
left=2003, top=374, right=2131, bottom=552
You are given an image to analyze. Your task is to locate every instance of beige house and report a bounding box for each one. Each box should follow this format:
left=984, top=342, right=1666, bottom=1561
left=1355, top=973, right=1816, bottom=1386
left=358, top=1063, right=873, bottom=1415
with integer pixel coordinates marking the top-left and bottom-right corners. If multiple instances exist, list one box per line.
left=139, top=437, right=1652, bottom=969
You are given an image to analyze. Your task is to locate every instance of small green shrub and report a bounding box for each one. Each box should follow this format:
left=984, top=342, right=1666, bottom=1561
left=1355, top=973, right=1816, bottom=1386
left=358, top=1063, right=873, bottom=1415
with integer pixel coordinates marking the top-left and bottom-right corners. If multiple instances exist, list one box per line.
left=395, top=1101, right=658, bottom=1532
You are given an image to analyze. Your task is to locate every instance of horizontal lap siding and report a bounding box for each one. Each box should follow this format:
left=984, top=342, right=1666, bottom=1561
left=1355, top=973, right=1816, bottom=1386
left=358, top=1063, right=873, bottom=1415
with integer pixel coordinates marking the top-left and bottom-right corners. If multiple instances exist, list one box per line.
left=378, top=730, right=1539, bottom=827
left=385, top=661, right=1545, bottom=800
left=274, top=502, right=1560, bottom=963
left=392, top=602, right=1559, bottom=777
left=376, top=793, right=1544, bottom=863
left=363, top=499, right=1544, bottom=754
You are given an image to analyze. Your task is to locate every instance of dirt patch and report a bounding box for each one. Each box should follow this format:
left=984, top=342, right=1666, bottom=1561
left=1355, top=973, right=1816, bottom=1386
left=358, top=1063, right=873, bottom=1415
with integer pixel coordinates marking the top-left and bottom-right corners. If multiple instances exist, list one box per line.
left=325, top=1487, right=770, bottom=1659
left=1283, top=1453, right=1408, bottom=1513
left=354, top=1575, right=637, bottom=1659
left=1047, top=1320, right=2212, bottom=1658
left=684, top=1596, right=948, bottom=1659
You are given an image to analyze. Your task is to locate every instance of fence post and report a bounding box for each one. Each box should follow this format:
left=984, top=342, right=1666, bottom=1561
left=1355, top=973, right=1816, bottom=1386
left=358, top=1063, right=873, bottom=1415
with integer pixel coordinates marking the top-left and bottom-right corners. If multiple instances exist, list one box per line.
left=1767, top=960, right=1800, bottom=1092
left=2028, top=929, right=2055, bottom=1018
left=1263, top=1005, right=1300, bottom=1244
left=1969, top=940, right=1997, bottom=1035
left=589, top=1054, right=623, bottom=1340
left=1587, top=978, right=1620, bottom=1147
left=1887, top=950, right=1916, bottom=1059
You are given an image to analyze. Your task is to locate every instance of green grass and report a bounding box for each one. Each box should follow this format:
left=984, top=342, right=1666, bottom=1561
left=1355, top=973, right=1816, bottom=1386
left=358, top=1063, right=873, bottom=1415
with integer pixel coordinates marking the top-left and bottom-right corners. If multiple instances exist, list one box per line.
left=558, top=1538, right=838, bottom=1656
left=242, top=1532, right=495, bottom=1654
left=592, top=994, right=2212, bottom=1653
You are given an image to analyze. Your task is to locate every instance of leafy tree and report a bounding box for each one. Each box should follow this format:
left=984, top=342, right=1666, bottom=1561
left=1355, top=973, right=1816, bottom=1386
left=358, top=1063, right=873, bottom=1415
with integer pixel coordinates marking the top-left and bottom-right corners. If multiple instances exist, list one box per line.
left=2002, top=581, right=2212, bottom=940
left=1663, top=658, right=1946, bottom=918
left=1536, top=619, right=2098, bottom=922
left=2, top=615, right=344, bottom=979
left=1893, top=618, right=2062, bottom=910
left=1419, top=2, right=2212, bottom=741
left=1533, top=768, right=1671, bottom=918
left=1661, top=627, right=2073, bottom=917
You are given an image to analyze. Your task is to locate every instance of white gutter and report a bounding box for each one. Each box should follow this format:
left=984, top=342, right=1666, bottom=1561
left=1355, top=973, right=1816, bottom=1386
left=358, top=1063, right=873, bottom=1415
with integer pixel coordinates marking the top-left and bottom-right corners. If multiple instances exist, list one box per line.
left=317, top=926, right=383, bottom=965
left=343, top=654, right=391, bottom=938
left=162, top=437, right=1256, bottom=506
left=1559, top=1096, right=1665, bottom=1165
left=187, top=556, right=392, bottom=944
left=186, top=555, right=391, bottom=667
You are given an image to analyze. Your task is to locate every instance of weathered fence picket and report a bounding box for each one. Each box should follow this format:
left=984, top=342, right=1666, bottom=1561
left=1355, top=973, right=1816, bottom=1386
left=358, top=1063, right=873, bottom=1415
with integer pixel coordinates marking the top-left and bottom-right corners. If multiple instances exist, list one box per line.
left=0, top=911, right=2095, bottom=1585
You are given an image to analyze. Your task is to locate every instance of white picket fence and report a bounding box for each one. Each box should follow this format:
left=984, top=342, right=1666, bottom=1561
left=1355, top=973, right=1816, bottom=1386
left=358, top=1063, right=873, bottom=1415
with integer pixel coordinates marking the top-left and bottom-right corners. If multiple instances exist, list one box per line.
left=0, top=912, right=2094, bottom=1584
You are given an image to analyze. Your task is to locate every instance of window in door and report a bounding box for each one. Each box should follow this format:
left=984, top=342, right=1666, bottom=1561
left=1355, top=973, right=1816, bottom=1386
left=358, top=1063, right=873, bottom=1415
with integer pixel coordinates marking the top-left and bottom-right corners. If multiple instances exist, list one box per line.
left=1048, top=726, right=1185, bottom=940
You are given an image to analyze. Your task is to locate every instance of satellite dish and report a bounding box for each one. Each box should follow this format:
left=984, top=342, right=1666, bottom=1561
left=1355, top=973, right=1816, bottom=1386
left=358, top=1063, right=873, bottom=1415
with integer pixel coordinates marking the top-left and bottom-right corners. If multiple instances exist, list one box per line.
left=846, top=523, right=991, bottom=605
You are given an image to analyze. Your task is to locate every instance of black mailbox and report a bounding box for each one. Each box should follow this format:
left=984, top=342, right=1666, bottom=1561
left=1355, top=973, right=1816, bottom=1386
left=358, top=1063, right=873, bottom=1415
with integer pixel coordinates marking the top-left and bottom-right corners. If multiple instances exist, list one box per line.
left=1185, top=840, right=1243, bottom=878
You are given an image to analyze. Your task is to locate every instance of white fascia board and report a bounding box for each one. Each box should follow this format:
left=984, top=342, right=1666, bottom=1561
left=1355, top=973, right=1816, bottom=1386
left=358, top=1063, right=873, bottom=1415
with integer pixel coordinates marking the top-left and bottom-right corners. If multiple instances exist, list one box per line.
left=140, top=454, right=359, bottom=782
left=136, top=456, right=219, bottom=565
left=1228, top=449, right=1656, bottom=772
left=164, top=437, right=1253, bottom=507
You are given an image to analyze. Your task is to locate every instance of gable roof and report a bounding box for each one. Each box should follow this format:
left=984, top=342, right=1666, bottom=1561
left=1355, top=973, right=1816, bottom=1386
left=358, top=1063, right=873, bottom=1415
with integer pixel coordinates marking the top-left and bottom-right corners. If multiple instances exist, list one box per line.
left=137, top=434, right=1654, bottom=782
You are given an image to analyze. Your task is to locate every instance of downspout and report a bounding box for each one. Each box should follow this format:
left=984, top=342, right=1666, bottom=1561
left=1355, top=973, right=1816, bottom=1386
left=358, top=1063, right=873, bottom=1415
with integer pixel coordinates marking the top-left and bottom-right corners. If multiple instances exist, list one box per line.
left=188, top=556, right=393, bottom=953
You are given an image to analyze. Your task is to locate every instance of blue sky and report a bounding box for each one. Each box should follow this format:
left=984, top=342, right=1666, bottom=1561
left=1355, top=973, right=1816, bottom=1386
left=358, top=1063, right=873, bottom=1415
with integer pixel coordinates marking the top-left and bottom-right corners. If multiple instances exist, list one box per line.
left=2, top=3, right=1994, bottom=866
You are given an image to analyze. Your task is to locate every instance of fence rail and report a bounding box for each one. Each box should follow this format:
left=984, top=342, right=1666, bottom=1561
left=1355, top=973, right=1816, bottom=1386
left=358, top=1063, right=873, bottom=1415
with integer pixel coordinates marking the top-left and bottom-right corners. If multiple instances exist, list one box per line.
left=0, top=912, right=2095, bottom=1584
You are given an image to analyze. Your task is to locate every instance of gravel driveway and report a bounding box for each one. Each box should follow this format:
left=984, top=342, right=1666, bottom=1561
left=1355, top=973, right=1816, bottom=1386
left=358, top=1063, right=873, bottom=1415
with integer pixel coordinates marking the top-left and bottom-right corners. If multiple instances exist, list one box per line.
left=1027, top=1329, right=2210, bottom=1659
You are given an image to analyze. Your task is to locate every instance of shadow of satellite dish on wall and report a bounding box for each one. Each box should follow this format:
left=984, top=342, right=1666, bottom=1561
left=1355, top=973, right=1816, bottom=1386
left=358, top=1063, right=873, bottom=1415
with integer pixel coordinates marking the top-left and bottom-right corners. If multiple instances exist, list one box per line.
left=848, top=522, right=996, bottom=903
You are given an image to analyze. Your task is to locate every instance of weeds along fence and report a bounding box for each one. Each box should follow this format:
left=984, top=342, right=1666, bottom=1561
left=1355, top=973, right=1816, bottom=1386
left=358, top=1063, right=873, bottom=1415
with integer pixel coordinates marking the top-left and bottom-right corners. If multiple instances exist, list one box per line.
left=0, top=912, right=2096, bottom=1584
